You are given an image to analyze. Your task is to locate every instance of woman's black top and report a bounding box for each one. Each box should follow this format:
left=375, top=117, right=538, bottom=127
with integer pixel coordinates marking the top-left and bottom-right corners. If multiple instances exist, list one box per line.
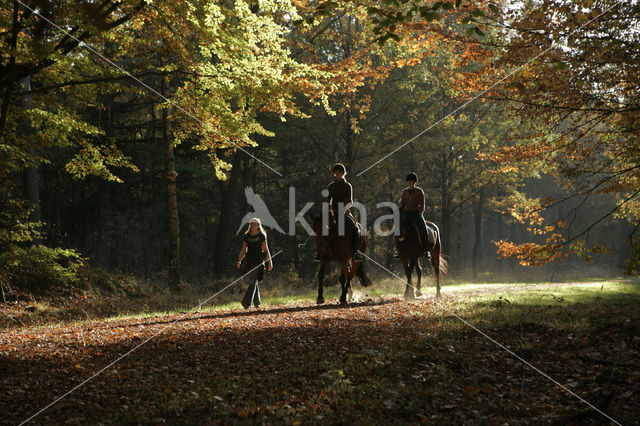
left=244, top=232, right=266, bottom=267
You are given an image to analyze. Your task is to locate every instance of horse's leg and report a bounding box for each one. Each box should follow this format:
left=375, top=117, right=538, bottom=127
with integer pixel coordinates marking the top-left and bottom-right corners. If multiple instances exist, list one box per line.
left=415, top=259, right=423, bottom=297
left=339, top=267, right=348, bottom=306
left=404, top=258, right=415, bottom=300
left=317, top=263, right=326, bottom=304
left=346, top=266, right=354, bottom=304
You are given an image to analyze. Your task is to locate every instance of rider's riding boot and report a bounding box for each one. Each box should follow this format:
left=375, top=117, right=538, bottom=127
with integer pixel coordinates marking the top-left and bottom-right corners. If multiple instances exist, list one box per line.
left=350, top=221, right=362, bottom=261
left=352, top=235, right=362, bottom=261
left=393, top=235, right=401, bottom=258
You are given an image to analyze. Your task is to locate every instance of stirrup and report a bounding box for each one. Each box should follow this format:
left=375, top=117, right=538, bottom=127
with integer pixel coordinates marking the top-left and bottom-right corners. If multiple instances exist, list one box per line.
left=392, top=251, right=400, bottom=259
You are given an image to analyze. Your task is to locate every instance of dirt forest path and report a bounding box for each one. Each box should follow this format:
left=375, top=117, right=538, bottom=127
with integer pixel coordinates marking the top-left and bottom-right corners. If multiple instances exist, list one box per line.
left=440, top=280, right=616, bottom=296
left=1, top=282, right=637, bottom=425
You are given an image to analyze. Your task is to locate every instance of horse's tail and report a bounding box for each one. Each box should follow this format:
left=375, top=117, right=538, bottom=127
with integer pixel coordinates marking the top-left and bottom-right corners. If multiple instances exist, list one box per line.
left=354, top=230, right=372, bottom=287
left=356, top=260, right=373, bottom=287
left=430, top=225, right=449, bottom=279
left=438, top=254, right=449, bottom=277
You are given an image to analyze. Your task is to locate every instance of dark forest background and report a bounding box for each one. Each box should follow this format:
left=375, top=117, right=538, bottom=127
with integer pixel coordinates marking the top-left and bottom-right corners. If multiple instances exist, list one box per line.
left=2, top=0, right=638, bottom=293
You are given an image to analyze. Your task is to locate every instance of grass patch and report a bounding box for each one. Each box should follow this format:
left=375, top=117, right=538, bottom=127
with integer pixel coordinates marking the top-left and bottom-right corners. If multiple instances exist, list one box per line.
left=449, top=280, right=640, bottom=328
left=3, top=275, right=638, bottom=331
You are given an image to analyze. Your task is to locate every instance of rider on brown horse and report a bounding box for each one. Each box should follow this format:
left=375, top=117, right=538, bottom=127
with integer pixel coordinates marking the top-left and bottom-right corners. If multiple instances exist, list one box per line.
left=394, top=172, right=429, bottom=258
left=313, top=163, right=362, bottom=262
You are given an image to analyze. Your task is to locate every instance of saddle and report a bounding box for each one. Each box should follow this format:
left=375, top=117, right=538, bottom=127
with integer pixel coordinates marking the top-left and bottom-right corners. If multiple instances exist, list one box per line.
left=327, top=214, right=363, bottom=243
left=398, top=220, right=435, bottom=250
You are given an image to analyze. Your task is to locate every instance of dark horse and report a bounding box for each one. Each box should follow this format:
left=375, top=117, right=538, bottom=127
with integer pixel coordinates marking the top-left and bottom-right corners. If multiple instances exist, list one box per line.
left=309, top=213, right=372, bottom=306
left=395, top=219, right=448, bottom=299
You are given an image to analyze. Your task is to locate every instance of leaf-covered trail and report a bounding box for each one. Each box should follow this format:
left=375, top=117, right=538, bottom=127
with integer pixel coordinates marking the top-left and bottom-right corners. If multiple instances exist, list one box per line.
left=1, top=290, right=637, bottom=425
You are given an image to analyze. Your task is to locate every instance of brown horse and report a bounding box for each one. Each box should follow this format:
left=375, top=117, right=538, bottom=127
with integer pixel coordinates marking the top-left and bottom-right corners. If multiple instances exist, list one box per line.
left=395, top=219, right=448, bottom=299
left=309, top=213, right=372, bottom=306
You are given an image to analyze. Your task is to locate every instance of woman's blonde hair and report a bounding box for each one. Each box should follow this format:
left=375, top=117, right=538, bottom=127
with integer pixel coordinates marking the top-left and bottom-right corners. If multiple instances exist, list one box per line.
left=245, top=217, right=267, bottom=237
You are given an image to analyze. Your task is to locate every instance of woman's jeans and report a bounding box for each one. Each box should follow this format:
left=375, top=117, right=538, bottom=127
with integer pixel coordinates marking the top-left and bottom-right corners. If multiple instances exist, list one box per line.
left=242, top=265, right=262, bottom=307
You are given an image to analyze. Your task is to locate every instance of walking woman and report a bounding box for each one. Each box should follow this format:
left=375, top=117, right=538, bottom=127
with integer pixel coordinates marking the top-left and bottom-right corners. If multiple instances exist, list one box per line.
left=236, top=218, right=273, bottom=308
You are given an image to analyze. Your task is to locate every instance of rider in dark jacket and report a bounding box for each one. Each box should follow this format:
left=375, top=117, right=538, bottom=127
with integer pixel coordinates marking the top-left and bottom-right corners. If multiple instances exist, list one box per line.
left=314, top=163, right=362, bottom=262
left=394, top=172, right=429, bottom=258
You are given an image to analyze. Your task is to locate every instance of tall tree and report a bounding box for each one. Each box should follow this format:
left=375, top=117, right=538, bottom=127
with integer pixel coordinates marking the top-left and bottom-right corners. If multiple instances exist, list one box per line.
left=161, top=75, right=181, bottom=290
left=484, top=0, right=640, bottom=271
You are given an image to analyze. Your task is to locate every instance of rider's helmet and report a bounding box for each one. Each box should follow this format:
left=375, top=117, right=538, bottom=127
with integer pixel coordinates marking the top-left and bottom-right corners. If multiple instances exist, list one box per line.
left=406, top=172, right=418, bottom=182
left=333, top=163, right=346, bottom=174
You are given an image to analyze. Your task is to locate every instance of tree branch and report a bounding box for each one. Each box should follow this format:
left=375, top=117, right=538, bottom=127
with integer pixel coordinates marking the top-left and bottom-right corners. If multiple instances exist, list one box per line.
left=19, top=70, right=176, bottom=95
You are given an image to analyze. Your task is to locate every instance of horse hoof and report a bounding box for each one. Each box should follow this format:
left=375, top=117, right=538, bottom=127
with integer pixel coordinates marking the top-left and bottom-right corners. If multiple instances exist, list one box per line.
left=404, top=291, right=415, bottom=300
left=317, top=297, right=325, bottom=304
left=435, top=292, right=441, bottom=299
left=416, top=290, right=424, bottom=298
left=339, top=299, right=349, bottom=307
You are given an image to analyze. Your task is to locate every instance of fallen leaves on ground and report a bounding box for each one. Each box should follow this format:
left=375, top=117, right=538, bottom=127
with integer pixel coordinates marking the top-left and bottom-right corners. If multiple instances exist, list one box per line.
left=1, top=290, right=638, bottom=425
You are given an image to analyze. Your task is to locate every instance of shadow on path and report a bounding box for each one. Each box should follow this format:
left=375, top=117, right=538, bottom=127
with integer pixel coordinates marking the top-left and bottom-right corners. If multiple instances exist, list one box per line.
left=97, top=297, right=402, bottom=330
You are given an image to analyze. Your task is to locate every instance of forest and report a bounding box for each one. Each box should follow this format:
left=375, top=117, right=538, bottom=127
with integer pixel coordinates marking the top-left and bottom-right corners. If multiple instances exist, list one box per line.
left=1, top=0, right=640, bottom=424
left=2, top=0, right=639, bottom=291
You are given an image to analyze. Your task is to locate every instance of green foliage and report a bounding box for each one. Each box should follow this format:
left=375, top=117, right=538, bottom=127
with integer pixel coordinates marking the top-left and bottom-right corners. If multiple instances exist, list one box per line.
left=0, top=199, right=39, bottom=247
left=0, top=183, right=85, bottom=292
left=366, top=0, right=496, bottom=44
left=75, top=266, right=144, bottom=296
left=0, top=245, right=84, bottom=291
left=170, top=0, right=335, bottom=178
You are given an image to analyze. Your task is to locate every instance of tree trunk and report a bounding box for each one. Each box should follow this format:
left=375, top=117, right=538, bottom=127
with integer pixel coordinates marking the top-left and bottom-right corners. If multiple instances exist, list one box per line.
left=472, top=188, right=484, bottom=281
left=161, top=76, right=181, bottom=291
left=0, top=1, right=20, bottom=142
left=440, top=152, right=452, bottom=256
left=369, top=196, right=376, bottom=258
left=213, top=152, right=243, bottom=276
left=97, top=98, right=114, bottom=266
left=345, top=110, right=354, bottom=171
left=252, top=157, right=257, bottom=191
left=18, top=76, right=41, bottom=245
left=331, top=112, right=342, bottom=163
left=493, top=212, right=503, bottom=273
left=385, top=178, right=394, bottom=268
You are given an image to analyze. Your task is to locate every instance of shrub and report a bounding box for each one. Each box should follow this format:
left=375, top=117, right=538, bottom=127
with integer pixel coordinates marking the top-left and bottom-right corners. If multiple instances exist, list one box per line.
left=0, top=245, right=84, bottom=291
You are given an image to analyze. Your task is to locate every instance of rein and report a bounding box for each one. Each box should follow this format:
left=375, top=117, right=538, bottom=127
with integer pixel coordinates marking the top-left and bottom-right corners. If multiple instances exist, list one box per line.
left=298, top=235, right=311, bottom=247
